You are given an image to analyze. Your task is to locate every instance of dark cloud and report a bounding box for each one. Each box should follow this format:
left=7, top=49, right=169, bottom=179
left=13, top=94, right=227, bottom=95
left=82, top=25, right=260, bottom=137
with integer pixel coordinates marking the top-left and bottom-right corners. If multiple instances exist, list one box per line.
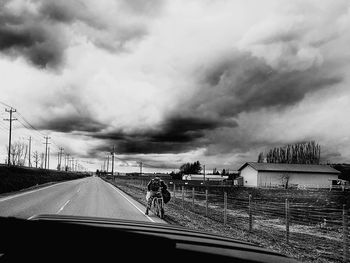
left=39, top=1, right=87, bottom=24
left=32, top=85, right=107, bottom=133
left=38, top=115, right=106, bottom=133
left=0, top=0, right=163, bottom=68
left=151, top=115, right=236, bottom=143
left=91, top=115, right=237, bottom=154
left=196, top=52, right=342, bottom=118
left=0, top=14, right=64, bottom=68
left=0, top=2, right=66, bottom=68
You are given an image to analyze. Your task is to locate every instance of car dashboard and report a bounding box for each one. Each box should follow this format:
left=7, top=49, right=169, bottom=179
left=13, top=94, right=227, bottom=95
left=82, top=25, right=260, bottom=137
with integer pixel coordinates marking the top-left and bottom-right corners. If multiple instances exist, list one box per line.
left=0, top=215, right=298, bottom=263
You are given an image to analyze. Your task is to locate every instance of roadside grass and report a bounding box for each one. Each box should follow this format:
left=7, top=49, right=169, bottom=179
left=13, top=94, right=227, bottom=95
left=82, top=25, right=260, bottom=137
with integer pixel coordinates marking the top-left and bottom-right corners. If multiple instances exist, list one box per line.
left=0, top=165, right=90, bottom=195
left=103, top=178, right=341, bottom=263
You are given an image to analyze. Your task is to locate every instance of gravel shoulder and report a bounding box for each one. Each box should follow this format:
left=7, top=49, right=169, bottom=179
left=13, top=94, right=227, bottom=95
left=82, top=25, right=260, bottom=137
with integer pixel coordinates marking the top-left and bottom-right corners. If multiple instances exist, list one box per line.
left=103, top=178, right=332, bottom=263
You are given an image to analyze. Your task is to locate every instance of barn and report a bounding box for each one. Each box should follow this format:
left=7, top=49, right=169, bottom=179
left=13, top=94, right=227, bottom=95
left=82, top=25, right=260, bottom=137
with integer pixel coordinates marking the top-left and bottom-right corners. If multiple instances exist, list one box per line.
left=238, top=162, right=340, bottom=188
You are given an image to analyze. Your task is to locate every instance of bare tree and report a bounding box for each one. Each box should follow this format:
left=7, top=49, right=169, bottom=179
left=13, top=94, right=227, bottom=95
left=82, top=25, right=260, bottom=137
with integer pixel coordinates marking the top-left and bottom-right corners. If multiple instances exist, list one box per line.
left=6, top=141, right=28, bottom=166
left=33, top=151, right=40, bottom=168
left=280, top=173, right=290, bottom=189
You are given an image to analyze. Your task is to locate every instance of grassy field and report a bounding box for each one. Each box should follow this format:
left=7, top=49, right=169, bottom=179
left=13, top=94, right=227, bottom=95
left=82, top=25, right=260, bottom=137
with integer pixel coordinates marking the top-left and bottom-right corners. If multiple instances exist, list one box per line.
left=0, top=165, right=90, bottom=194
left=103, top=176, right=348, bottom=263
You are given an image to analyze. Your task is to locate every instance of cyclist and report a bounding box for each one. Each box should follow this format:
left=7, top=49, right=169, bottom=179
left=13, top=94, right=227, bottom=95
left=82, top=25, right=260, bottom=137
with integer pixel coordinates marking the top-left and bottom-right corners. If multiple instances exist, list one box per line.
left=145, top=176, right=167, bottom=215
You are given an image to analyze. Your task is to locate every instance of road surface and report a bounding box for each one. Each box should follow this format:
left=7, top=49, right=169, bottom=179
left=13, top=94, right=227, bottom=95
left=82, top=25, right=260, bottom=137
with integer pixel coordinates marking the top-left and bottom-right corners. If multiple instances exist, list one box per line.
left=0, top=176, right=165, bottom=223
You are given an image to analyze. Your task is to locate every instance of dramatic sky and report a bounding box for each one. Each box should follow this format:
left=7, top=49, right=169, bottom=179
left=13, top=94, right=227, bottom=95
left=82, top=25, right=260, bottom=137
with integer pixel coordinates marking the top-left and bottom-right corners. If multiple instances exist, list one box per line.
left=0, top=0, right=350, bottom=172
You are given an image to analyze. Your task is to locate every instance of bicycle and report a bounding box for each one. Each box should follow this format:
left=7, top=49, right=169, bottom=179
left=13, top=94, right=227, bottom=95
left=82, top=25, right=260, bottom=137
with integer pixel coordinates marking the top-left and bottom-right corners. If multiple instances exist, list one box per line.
left=151, top=195, right=164, bottom=219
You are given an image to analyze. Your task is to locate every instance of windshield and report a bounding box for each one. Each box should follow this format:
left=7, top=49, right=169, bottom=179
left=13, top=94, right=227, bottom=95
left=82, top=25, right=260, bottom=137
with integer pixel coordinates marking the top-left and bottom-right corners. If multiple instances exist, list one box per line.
left=0, top=1, right=349, bottom=262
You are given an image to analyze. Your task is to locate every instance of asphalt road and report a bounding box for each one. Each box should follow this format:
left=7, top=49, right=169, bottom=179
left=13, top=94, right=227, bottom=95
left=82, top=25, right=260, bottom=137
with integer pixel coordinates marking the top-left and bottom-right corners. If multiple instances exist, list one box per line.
left=0, top=176, right=165, bottom=223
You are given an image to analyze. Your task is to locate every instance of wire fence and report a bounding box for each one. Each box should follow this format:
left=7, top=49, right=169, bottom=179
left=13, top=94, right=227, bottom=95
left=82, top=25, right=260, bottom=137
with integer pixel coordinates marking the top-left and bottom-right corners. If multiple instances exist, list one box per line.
left=109, top=176, right=350, bottom=263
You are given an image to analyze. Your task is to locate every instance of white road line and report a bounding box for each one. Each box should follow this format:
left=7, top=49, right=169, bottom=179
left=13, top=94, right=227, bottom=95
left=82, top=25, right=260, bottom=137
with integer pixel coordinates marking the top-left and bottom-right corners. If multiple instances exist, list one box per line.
left=107, top=183, right=155, bottom=223
left=0, top=180, right=73, bottom=203
left=57, top=200, right=70, bottom=214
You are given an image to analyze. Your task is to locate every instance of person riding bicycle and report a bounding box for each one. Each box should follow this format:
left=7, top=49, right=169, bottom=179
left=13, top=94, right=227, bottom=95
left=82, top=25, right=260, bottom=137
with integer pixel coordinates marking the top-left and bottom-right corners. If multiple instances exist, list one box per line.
left=145, top=177, right=167, bottom=215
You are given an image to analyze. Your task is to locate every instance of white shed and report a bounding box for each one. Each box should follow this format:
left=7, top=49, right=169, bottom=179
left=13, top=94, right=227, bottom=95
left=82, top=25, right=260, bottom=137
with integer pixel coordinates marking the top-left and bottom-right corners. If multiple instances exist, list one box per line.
left=238, top=162, right=340, bottom=188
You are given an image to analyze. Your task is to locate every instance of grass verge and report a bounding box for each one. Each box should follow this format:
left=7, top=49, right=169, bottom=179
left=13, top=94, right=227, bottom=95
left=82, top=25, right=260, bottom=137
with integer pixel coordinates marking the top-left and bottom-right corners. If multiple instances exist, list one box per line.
left=103, top=178, right=337, bottom=263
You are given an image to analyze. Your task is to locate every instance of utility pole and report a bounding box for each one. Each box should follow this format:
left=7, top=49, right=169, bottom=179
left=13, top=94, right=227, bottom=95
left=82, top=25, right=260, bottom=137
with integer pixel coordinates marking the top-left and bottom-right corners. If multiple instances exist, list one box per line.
left=203, top=165, right=206, bottom=183
left=4, top=108, right=17, bottom=166
left=57, top=152, right=60, bottom=170
left=48, top=146, right=50, bottom=170
left=27, top=136, right=32, bottom=167
left=65, top=153, right=69, bottom=171
left=58, top=147, right=64, bottom=170
left=111, top=145, right=115, bottom=176
left=106, top=155, right=109, bottom=174
left=67, top=154, right=70, bottom=171
left=40, top=153, right=44, bottom=168
left=43, top=136, right=51, bottom=169
left=140, top=162, right=143, bottom=176
left=33, top=151, right=39, bottom=168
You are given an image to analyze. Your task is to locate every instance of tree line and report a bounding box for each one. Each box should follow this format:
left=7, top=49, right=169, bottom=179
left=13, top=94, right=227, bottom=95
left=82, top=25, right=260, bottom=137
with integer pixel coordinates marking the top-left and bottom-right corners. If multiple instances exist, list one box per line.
left=258, top=141, right=321, bottom=164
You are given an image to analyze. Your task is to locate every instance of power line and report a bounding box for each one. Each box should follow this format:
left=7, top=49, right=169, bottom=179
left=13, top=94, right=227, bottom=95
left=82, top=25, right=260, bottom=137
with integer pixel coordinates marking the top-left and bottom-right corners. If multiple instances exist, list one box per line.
left=0, top=101, right=12, bottom=108
left=16, top=119, right=44, bottom=143
left=0, top=101, right=94, bottom=171
left=114, top=156, right=130, bottom=166
left=16, top=112, right=46, bottom=137
left=1, top=102, right=63, bottom=159
left=0, top=122, right=8, bottom=132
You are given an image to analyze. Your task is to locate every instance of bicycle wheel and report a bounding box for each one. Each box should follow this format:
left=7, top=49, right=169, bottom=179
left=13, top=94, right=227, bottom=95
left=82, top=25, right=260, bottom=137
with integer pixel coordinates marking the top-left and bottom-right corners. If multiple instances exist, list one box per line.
left=160, top=199, right=164, bottom=219
left=151, top=198, right=156, bottom=214
left=155, top=201, right=160, bottom=216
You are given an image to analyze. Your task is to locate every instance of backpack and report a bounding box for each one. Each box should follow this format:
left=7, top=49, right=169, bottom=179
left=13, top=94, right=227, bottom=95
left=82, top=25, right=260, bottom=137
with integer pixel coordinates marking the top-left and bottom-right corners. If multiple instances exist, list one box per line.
left=162, top=189, right=171, bottom=204
left=150, top=179, right=161, bottom=191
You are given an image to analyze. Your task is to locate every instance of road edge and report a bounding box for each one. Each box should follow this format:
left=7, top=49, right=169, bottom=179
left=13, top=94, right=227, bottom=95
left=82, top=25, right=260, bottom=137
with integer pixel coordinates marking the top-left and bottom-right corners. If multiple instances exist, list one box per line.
left=101, top=178, right=167, bottom=224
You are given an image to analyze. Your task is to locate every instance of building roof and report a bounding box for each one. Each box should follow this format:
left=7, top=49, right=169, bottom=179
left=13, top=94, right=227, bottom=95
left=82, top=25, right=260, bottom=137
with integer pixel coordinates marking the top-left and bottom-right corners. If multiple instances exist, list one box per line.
left=238, top=162, right=340, bottom=174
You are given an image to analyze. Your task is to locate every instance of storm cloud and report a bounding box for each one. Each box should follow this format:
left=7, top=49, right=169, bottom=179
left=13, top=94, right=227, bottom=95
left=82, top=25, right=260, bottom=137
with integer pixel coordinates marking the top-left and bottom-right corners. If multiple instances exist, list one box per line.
left=0, top=0, right=162, bottom=68
left=0, top=8, right=65, bottom=68
left=92, top=115, right=237, bottom=154
left=39, top=115, right=106, bottom=133
left=194, top=52, right=342, bottom=118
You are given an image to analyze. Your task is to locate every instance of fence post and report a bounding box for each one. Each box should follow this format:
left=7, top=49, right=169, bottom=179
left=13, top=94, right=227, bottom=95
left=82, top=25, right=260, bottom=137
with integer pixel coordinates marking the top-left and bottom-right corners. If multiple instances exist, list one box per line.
left=249, top=194, right=252, bottom=232
left=205, top=189, right=208, bottom=217
left=173, top=183, right=176, bottom=198
left=285, top=198, right=290, bottom=244
left=224, top=192, right=227, bottom=225
left=343, top=204, right=349, bottom=262
left=182, top=186, right=184, bottom=214
left=192, top=187, right=195, bottom=210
